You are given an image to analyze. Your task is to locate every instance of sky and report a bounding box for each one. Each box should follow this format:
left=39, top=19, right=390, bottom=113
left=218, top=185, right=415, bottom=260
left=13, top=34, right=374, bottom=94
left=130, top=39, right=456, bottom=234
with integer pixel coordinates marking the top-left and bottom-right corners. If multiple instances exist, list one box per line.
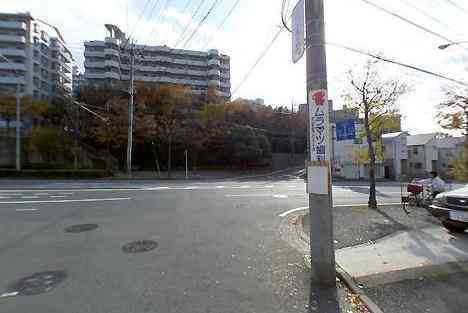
left=3, top=0, right=468, bottom=135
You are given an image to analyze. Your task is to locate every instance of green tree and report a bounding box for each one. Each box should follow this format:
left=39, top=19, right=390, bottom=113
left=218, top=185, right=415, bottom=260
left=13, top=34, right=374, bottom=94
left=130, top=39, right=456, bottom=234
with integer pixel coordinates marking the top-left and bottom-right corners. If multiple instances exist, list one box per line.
left=344, top=59, right=409, bottom=208
left=26, top=127, right=73, bottom=163
left=451, top=146, right=468, bottom=181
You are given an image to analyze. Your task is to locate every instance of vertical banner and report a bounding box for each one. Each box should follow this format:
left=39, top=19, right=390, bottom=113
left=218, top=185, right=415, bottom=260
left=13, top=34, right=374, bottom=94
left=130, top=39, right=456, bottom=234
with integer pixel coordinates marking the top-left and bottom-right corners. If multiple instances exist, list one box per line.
left=291, top=0, right=305, bottom=63
left=308, top=89, right=330, bottom=162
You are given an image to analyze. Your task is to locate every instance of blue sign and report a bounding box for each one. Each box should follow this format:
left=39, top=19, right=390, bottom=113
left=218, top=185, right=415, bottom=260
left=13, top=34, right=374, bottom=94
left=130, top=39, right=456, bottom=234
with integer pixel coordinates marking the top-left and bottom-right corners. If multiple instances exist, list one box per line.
left=336, top=119, right=356, bottom=141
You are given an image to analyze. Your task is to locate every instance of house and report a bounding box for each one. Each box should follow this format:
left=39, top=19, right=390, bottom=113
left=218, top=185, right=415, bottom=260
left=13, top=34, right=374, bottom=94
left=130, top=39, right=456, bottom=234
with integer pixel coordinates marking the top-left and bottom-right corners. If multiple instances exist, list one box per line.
left=435, top=136, right=465, bottom=177
left=407, top=133, right=438, bottom=177
left=382, top=132, right=409, bottom=179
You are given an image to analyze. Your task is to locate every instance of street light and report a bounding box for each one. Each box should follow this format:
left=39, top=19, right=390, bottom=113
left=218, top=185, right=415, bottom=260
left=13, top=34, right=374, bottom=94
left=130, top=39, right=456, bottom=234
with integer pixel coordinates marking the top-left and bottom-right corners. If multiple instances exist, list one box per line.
left=438, top=41, right=468, bottom=50
left=0, top=53, right=22, bottom=171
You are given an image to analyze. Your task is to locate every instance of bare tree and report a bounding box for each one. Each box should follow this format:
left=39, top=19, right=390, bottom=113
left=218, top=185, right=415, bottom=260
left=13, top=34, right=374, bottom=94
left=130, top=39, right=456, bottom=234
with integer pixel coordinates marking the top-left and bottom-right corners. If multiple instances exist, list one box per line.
left=438, top=87, right=468, bottom=140
left=344, top=59, right=409, bottom=208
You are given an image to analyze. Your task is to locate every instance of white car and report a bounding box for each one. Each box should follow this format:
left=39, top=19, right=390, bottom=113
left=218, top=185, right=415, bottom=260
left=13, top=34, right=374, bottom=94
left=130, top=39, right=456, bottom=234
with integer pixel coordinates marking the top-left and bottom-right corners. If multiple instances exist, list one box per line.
left=430, top=186, right=468, bottom=233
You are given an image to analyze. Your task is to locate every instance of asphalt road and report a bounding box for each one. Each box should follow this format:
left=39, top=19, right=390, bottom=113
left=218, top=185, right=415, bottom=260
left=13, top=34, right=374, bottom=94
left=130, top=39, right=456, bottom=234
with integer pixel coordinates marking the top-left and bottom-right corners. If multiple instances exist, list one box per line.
left=0, top=176, right=403, bottom=313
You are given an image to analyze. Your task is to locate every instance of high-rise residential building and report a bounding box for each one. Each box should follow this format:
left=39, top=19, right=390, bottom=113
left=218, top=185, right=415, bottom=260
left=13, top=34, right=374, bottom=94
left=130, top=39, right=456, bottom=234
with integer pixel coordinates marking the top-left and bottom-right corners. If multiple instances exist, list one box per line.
left=0, top=12, right=73, bottom=100
left=84, top=24, right=231, bottom=99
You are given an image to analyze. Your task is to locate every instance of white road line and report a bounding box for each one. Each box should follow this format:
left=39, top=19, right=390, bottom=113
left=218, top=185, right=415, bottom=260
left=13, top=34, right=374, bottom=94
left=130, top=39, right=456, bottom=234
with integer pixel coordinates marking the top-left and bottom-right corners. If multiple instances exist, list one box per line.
left=216, top=186, right=225, bottom=189
left=182, top=186, right=198, bottom=190
left=279, top=207, right=308, bottom=217
left=264, top=185, right=274, bottom=188
left=50, top=195, right=67, bottom=198
left=21, top=196, right=39, bottom=199
left=16, top=209, right=39, bottom=212
left=0, top=196, right=10, bottom=199
left=35, top=193, right=49, bottom=196
left=278, top=202, right=403, bottom=217
left=0, top=197, right=132, bottom=204
left=273, top=195, right=288, bottom=199
left=145, top=187, right=170, bottom=191
left=225, top=194, right=273, bottom=198
left=58, top=192, right=73, bottom=195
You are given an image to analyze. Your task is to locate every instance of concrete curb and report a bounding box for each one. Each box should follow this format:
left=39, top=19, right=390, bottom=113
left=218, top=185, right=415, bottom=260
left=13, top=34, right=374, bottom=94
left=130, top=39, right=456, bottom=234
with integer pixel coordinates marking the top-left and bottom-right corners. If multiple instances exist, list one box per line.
left=296, top=214, right=385, bottom=313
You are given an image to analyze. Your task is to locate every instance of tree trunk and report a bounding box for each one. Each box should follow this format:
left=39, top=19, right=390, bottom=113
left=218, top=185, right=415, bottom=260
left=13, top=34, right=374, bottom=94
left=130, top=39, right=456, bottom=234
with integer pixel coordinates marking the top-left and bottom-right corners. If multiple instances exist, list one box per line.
left=364, top=109, right=378, bottom=209
left=167, top=137, right=172, bottom=179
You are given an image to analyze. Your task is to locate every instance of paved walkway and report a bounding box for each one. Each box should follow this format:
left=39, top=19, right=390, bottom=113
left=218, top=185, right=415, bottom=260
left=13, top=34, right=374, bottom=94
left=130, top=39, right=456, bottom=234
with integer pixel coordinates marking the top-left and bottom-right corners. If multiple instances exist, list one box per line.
left=335, top=226, right=468, bottom=287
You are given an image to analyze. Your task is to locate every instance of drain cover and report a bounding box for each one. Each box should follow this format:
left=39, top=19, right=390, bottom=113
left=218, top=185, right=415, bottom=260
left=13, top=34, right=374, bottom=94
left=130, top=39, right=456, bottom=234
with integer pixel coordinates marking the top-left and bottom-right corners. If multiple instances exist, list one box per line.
left=65, top=224, right=99, bottom=233
left=4, top=271, right=67, bottom=296
left=122, top=240, right=158, bottom=253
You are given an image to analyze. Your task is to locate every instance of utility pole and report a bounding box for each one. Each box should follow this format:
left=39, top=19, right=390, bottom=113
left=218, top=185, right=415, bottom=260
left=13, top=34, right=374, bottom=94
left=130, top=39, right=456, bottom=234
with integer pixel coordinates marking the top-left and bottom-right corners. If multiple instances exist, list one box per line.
left=185, top=149, right=188, bottom=179
left=305, top=0, right=338, bottom=306
left=15, top=83, right=21, bottom=171
left=127, top=40, right=135, bottom=178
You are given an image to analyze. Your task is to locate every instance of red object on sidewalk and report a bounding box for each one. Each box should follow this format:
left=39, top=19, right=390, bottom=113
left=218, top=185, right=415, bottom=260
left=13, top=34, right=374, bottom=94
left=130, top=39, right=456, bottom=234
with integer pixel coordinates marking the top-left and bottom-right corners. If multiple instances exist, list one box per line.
left=407, top=183, right=423, bottom=194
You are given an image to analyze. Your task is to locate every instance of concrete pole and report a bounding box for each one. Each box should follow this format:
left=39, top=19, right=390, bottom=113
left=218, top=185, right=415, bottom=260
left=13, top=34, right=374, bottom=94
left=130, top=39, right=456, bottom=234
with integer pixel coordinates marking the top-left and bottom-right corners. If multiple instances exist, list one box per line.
left=127, top=41, right=135, bottom=178
left=15, top=83, right=21, bottom=171
left=305, top=0, right=338, bottom=298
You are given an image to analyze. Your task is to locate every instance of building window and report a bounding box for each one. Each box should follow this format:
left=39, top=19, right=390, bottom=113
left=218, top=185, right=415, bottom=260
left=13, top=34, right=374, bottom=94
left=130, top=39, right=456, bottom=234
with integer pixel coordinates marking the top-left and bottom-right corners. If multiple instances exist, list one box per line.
left=413, top=147, right=418, bottom=155
left=414, top=163, right=422, bottom=169
left=409, top=162, right=413, bottom=168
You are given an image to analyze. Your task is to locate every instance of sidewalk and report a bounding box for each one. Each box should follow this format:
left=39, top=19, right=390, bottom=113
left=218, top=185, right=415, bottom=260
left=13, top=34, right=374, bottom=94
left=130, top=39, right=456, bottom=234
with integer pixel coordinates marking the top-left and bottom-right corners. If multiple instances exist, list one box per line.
left=336, top=226, right=468, bottom=287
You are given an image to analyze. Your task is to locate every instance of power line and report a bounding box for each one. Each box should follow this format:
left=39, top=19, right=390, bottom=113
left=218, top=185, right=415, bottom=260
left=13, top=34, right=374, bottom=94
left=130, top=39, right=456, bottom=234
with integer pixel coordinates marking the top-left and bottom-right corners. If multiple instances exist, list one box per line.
left=441, top=0, right=468, bottom=15
left=358, top=0, right=456, bottom=43
left=398, top=0, right=458, bottom=34
left=202, top=0, right=241, bottom=50
left=182, top=0, right=221, bottom=49
left=232, top=26, right=285, bottom=96
left=151, top=0, right=175, bottom=44
left=174, top=0, right=207, bottom=47
left=327, top=42, right=468, bottom=87
left=128, top=0, right=153, bottom=39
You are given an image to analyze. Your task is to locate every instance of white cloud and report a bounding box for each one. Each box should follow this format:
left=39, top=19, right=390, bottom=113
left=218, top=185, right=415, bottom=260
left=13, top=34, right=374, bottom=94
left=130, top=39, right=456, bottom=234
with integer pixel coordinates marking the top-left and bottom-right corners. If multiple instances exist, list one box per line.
left=2, top=0, right=468, bottom=134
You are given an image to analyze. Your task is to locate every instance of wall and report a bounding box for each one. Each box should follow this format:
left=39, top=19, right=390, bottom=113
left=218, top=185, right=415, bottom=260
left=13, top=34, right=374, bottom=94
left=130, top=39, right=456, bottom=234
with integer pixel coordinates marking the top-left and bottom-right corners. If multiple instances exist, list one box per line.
left=271, top=153, right=306, bottom=170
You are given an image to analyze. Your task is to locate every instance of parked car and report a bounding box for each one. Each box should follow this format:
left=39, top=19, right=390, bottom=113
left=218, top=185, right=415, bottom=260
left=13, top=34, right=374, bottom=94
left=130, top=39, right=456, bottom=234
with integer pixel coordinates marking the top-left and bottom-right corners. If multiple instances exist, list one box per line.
left=430, top=186, right=468, bottom=233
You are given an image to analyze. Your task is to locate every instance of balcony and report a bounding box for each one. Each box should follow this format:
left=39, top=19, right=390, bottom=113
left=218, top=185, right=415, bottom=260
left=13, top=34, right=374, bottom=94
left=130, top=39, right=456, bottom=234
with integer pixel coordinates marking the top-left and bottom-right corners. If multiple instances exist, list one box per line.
left=105, top=60, right=120, bottom=68
left=207, top=69, right=220, bottom=76
left=207, top=59, right=220, bottom=66
left=0, top=21, right=27, bottom=30
left=0, top=76, right=25, bottom=84
left=0, top=48, right=26, bottom=57
left=0, top=34, right=26, bottom=43
left=85, top=61, right=106, bottom=68
left=84, top=72, right=106, bottom=79
left=0, top=62, right=26, bottom=71
left=104, top=48, right=120, bottom=57
left=84, top=50, right=105, bottom=57
left=208, top=79, right=220, bottom=86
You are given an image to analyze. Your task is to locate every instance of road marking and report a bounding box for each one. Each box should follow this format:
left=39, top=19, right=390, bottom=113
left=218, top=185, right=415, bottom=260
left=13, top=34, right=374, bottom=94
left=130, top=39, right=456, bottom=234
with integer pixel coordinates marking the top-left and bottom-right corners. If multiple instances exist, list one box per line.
left=273, top=195, right=288, bottom=199
left=216, top=186, right=225, bottom=189
left=35, top=193, right=49, bottom=196
left=0, top=197, right=132, bottom=204
left=16, top=208, right=39, bottom=212
left=182, top=186, right=198, bottom=190
left=279, top=202, right=402, bottom=217
left=0, top=291, right=19, bottom=298
left=279, top=207, right=309, bottom=217
left=238, top=186, right=250, bottom=189
left=50, top=195, right=67, bottom=198
left=21, top=196, right=39, bottom=199
left=225, top=194, right=273, bottom=198
left=145, top=187, right=170, bottom=191
left=264, top=185, right=274, bottom=188
left=58, top=192, right=73, bottom=195
left=0, top=196, right=10, bottom=199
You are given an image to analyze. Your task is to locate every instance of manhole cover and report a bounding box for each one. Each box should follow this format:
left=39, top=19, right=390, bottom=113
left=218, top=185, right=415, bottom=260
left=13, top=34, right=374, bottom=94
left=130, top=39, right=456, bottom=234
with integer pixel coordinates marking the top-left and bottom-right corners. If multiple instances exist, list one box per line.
left=4, top=271, right=67, bottom=296
left=64, top=224, right=99, bottom=233
left=122, top=240, right=158, bottom=253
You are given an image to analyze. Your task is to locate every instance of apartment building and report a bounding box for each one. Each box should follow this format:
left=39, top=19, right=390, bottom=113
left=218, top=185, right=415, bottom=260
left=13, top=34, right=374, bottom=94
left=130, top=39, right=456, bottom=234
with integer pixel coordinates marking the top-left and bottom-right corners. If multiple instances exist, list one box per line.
left=84, top=24, right=231, bottom=99
left=407, top=133, right=439, bottom=177
left=0, top=12, right=73, bottom=100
